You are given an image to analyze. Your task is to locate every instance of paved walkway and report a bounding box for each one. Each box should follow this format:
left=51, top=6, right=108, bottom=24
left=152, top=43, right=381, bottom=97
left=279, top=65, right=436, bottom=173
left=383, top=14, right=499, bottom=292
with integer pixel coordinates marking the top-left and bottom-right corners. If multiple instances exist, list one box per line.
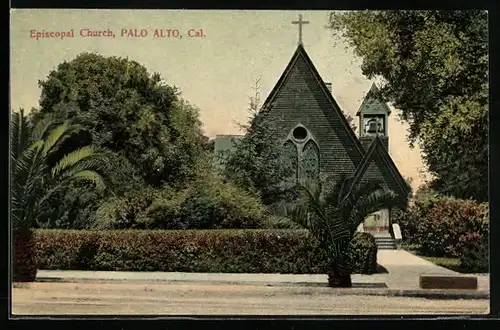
left=35, top=250, right=489, bottom=292
left=366, top=250, right=485, bottom=290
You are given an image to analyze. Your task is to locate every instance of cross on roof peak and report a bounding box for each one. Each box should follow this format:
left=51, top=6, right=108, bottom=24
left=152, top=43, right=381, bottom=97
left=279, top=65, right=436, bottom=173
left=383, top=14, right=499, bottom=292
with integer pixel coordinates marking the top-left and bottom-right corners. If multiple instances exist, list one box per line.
left=292, top=14, right=309, bottom=45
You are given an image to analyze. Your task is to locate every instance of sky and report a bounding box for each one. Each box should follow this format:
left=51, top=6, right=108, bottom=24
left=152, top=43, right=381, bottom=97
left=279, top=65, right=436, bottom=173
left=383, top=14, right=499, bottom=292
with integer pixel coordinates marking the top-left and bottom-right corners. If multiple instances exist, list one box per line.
left=10, top=9, right=431, bottom=191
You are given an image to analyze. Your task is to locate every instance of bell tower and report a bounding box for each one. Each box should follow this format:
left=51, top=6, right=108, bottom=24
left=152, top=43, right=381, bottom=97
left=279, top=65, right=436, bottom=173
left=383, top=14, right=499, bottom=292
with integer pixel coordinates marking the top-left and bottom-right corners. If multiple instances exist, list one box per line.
left=356, top=83, right=391, bottom=151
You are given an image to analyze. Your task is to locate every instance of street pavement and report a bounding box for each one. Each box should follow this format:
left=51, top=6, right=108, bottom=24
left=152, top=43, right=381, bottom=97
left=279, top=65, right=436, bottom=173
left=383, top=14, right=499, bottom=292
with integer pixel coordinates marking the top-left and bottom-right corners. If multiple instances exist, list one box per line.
left=12, top=281, right=489, bottom=315
left=11, top=250, right=490, bottom=316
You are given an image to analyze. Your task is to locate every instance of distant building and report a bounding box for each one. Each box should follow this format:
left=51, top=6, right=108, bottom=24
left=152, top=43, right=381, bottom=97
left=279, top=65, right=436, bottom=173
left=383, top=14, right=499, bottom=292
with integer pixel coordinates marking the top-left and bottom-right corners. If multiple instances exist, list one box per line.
left=213, top=135, right=243, bottom=171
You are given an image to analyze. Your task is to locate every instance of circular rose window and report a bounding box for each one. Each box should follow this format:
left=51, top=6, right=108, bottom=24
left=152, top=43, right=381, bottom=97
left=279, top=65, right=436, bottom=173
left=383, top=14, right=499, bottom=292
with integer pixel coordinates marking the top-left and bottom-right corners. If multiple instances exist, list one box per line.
left=292, top=126, right=308, bottom=141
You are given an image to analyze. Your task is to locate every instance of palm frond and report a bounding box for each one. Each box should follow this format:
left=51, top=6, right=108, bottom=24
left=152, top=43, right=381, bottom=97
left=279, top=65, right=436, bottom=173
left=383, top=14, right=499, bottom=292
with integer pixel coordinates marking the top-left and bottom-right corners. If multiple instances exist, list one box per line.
left=31, top=113, right=57, bottom=141
left=51, top=145, right=107, bottom=178
left=70, top=170, right=106, bottom=190
left=41, top=120, right=71, bottom=155
left=10, top=113, right=110, bottom=230
left=347, top=189, right=398, bottom=231
left=280, top=174, right=399, bottom=276
left=262, top=215, right=305, bottom=229
left=11, top=142, right=48, bottom=229
left=345, top=179, right=385, bottom=205
left=265, top=201, right=310, bottom=229
left=296, top=180, right=351, bottom=261
left=10, top=110, right=32, bottom=162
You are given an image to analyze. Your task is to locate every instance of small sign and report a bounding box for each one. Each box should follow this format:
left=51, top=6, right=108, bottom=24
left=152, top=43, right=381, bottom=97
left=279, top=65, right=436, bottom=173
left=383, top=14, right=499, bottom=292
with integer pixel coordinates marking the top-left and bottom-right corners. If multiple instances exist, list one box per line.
left=392, top=223, right=402, bottom=240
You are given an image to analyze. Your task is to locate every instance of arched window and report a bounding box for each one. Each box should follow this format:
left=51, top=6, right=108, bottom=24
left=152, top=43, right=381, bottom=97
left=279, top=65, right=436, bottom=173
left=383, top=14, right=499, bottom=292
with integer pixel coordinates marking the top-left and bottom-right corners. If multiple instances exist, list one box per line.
left=283, top=124, right=320, bottom=188
left=283, top=140, right=298, bottom=185
left=300, top=140, right=320, bottom=186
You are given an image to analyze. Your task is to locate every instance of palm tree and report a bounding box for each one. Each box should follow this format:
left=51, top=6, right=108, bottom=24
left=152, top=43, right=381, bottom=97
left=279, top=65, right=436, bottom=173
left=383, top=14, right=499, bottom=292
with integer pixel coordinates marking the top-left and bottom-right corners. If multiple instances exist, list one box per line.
left=10, top=110, right=109, bottom=282
left=266, top=173, right=398, bottom=287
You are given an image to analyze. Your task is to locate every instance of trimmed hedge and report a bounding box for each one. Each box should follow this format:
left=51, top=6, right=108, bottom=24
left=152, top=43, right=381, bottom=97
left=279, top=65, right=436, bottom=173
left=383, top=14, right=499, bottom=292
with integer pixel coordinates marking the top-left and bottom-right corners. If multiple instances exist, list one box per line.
left=35, top=229, right=378, bottom=274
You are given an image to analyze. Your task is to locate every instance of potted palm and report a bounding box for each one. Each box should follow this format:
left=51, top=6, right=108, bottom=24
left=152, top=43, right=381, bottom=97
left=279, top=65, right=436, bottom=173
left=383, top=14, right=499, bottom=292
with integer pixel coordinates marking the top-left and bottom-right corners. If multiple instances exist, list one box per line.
left=10, top=110, right=108, bottom=282
left=267, top=174, right=399, bottom=287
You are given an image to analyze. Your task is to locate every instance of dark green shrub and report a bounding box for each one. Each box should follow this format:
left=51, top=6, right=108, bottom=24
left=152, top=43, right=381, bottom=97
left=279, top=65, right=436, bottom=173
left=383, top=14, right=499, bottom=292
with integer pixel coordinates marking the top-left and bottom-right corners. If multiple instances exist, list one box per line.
left=395, top=186, right=441, bottom=245
left=178, top=176, right=265, bottom=229
left=93, top=188, right=157, bottom=229
left=98, top=175, right=265, bottom=230
left=34, top=229, right=379, bottom=274
left=418, top=197, right=488, bottom=257
left=136, top=188, right=189, bottom=229
left=459, top=218, right=489, bottom=273
left=397, top=191, right=488, bottom=258
left=347, top=232, right=378, bottom=274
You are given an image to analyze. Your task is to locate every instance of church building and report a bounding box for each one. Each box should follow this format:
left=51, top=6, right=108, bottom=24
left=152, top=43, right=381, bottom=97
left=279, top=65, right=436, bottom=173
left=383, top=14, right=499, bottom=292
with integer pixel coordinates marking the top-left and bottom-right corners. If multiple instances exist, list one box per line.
left=214, top=16, right=410, bottom=248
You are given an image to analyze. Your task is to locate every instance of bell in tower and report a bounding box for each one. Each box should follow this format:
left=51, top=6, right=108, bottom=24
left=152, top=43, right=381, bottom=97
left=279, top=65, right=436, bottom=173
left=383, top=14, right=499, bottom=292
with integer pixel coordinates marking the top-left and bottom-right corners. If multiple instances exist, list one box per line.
left=356, top=83, right=391, bottom=151
left=367, top=119, right=378, bottom=133
left=364, top=117, right=385, bottom=135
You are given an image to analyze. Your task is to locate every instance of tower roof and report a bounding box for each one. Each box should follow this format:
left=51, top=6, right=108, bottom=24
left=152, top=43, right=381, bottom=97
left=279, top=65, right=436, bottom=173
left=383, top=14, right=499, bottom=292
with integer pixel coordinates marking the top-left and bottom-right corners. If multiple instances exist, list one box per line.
left=356, top=83, right=392, bottom=116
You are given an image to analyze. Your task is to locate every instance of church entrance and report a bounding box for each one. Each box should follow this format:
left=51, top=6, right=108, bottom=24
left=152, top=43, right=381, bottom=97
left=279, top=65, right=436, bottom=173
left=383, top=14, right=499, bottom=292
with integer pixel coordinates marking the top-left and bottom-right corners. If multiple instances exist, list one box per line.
left=363, top=209, right=390, bottom=233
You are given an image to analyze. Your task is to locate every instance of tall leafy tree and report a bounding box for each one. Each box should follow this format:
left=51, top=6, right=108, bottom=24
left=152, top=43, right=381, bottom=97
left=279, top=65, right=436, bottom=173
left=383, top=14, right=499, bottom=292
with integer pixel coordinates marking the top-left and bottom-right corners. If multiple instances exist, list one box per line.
left=329, top=10, right=488, bottom=201
left=11, top=110, right=108, bottom=281
left=33, top=52, right=207, bottom=187
left=222, top=79, right=296, bottom=205
left=30, top=53, right=209, bottom=227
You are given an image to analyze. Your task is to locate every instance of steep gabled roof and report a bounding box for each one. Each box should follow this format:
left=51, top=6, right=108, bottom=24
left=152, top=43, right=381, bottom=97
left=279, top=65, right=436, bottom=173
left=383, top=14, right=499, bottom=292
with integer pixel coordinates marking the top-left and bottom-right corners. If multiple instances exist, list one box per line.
left=260, top=43, right=365, bottom=157
left=356, top=83, right=392, bottom=116
left=352, top=135, right=410, bottom=199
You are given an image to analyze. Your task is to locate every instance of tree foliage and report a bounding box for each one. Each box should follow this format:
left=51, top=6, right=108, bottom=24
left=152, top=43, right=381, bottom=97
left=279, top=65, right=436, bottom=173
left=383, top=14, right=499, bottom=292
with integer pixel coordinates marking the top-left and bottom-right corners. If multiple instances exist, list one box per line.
left=329, top=10, right=488, bottom=201
left=28, top=53, right=210, bottom=228
left=33, top=52, right=207, bottom=187
left=222, top=79, right=296, bottom=205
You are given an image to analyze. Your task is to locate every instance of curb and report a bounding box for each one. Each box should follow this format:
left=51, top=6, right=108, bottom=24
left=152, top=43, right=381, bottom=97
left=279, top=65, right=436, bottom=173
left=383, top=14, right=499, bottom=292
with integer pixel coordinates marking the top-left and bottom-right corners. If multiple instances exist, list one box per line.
left=361, top=289, right=489, bottom=300
left=34, top=277, right=489, bottom=300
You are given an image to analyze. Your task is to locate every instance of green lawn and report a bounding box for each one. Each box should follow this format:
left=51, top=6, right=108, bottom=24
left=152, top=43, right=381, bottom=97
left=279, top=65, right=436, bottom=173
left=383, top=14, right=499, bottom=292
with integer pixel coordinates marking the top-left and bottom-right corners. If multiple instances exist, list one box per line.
left=421, top=256, right=463, bottom=272
left=401, top=243, right=466, bottom=273
left=401, top=243, right=487, bottom=274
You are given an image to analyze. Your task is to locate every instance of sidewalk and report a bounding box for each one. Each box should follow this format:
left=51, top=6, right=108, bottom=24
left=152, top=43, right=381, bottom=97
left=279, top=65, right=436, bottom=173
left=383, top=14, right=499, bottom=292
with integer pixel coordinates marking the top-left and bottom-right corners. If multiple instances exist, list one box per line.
left=36, top=250, right=489, bottom=288
left=373, top=250, right=490, bottom=290
left=35, top=270, right=489, bottom=300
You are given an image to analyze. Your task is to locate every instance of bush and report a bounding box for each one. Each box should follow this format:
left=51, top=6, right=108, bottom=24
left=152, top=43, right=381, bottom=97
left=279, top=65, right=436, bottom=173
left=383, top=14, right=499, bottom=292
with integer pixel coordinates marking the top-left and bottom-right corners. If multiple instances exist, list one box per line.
left=94, top=175, right=265, bottom=230
left=347, top=232, right=378, bottom=275
left=396, top=191, right=488, bottom=258
left=459, top=218, right=489, bottom=273
left=93, top=188, right=157, bottom=229
left=177, top=176, right=265, bottom=229
left=35, top=229, right=379, bottom=274
left=394, top=185, right=441, bottom=245
left=136, top=189, right=188, bottom=229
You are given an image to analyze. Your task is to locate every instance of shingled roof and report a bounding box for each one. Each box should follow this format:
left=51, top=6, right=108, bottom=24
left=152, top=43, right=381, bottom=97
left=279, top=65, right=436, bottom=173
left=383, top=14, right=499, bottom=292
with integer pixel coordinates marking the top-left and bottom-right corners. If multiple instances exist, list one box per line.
left=351, top=135, right=411, bottom=203
left=260, top=43, right=365, bottom=158
left=356, top=83, right=392, bottom=116
left=213, top=44, right=409, bottom=204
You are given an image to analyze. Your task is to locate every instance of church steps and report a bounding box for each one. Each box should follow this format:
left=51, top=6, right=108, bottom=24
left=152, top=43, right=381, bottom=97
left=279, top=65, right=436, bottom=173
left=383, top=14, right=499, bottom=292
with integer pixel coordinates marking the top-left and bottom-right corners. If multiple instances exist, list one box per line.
left=373, top=234, right=397, bottom=250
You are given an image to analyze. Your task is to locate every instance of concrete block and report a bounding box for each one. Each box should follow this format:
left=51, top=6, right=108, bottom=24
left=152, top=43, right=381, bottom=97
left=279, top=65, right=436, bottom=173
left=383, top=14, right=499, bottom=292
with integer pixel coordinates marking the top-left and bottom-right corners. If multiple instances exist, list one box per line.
left=419, top=275, right=478, bottom=290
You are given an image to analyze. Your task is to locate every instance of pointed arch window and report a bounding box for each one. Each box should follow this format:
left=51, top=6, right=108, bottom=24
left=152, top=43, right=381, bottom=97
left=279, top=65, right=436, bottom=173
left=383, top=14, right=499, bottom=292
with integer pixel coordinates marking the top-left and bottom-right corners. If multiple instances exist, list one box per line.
left=283, top=140, right=298, bottom=185
left=300, top=140, right=319, bottom=186
left=282, top=124, right=320, bottom=187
